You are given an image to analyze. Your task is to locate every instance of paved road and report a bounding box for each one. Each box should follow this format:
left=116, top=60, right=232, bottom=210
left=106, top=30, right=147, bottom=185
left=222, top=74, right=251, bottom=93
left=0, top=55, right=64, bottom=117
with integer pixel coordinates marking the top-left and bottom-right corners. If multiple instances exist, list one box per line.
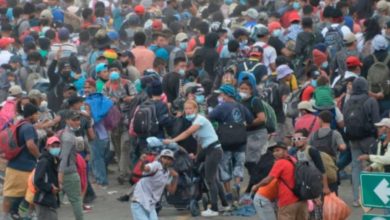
left=56, top=167, right=377, bottom=220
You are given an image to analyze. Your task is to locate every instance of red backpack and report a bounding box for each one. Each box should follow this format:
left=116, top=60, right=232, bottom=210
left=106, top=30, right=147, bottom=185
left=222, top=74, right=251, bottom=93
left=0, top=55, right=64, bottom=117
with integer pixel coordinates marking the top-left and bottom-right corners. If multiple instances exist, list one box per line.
left=0, top=120, right=29, bottom=160
left=0, top=99, right=17, bottom=130
left=130, top=153, right=157, bottom=185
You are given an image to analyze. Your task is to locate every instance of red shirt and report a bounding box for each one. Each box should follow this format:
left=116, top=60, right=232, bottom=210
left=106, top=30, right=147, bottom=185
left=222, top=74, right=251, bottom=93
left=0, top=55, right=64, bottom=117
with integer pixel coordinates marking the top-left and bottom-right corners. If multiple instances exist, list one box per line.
left=301, top=85, right=315, bottom=101
left=186, top=35, right=205, bottom=53
left=294, top=114, right=320, bottom=135
left=269, top=156, right=299, bottom=207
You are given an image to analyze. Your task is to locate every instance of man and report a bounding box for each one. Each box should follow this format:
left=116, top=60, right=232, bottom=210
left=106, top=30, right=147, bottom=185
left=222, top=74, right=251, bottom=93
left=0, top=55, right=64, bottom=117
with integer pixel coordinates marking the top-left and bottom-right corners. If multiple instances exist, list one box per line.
left=237, top=47, right=268, bottom=84
left=131, top=149, right=178, bottom=220
left=149, top=32, right=169, bottom=63
left=162, top=57, right=187, bottom=103
left=294, top=101, right=320, bottom=135
left=186, top=21, right=209, bottom=57
left=2, top=103, right=40, bottom=220
left=253, top=26, right=277, bottom=73
left=332, top=55, right=362, bottom=98
left=131, top=32, right=156, bottom=74
left=95, top=63, right=109, bottom=93
left=47, top=27, right=78, bottom=65
left=242, top=8, right=259, bottom=32
left=343, top=77, right=380, bottom=206
left=59, top=110, right=84, bottom=220
left=251, top=142, right=308, bottom=220
left=0, top=37, right=15, bottom=66
left=169, top=32, right=188, bottom=73
left=209, top=84, right=253, bottom=203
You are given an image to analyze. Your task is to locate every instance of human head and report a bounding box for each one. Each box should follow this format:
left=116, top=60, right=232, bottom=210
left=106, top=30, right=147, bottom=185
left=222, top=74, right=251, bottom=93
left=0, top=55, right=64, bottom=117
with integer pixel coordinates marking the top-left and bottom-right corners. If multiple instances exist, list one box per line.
left=298, top=101, right=316, bottom=115
left=95, top=63, right=109, bottom=80
left=84, top=78, right=96, bottom=96
left=159, top=149, right=175, bottom=168
left=276, top=64, right=293, bottom=81
left=292, top=128, right=309, bottom=149
left=375, top=118, right=390, bottom=137
left=318, top=110, right=332, bottom=127
left=153, top=32, right=169, bottom=47
left=239, top=79, right=254, bottom=100
left=217, top=84, right=237, bottom=102
left=346, top=56, right=362, bottom=73
left=269, top=142, right=288, bottom=159
left=134, top=31, right=147, bottom=46
left=301, top=17, right=313, bottom=29
left=8, top=85, right=23, bottom=98
left=65, top=110, right=81, bottom=130
left=184, top=99, right=198, bottom=116
left=46, top=136, right=61, bottom=157
left=68, top=95, right=84, bottom=111
left=174, top=57, right=187, bottom=75
left=23, top=103, right=39, bottom=123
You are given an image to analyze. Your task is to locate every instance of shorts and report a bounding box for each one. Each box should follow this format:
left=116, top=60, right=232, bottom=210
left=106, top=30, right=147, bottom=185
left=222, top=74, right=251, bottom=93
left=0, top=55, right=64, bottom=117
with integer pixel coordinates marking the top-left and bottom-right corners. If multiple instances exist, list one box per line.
left=3, top=167, right=31, bottom=197
left=220, top=151, right=245, bottom=182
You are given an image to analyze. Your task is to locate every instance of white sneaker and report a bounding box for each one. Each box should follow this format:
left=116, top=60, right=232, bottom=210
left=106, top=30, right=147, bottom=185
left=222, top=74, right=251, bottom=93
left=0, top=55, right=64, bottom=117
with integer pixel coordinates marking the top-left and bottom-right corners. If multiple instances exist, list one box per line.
left=201, top=209, right=219, bottom=217
left=222, top=205, right=231, bottom=212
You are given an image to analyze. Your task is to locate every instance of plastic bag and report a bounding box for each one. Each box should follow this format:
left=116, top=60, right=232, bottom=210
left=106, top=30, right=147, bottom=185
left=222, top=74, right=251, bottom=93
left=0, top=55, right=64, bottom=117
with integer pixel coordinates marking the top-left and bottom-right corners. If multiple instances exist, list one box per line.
left=323, top=193, right=351, bottom=220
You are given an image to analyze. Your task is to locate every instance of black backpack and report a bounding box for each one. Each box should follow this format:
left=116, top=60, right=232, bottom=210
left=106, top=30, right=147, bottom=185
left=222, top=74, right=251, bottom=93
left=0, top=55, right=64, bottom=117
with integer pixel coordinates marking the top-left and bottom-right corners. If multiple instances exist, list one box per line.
left=281, top=158, right=323, bottom=200
left=132, top=99, right=159, bottom=137
left=344, top=96, right=372, bottom=140
left=311, top=130, right=336, bottom=158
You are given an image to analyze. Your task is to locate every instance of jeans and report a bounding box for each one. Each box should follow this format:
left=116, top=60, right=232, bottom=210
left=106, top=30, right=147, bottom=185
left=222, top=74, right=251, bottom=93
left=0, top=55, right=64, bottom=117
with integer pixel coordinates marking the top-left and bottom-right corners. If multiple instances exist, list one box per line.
left=91, top=138, right=109, bottom=185
left=220, top=150, right=245, bottom=182
left=337, top=144, right=352, bottom=170
left=350, top=137, right=375, bottom=202
left=253, top=195, right=277, bottom=220
left=36, top=205, right=58, bottom=220
left=130, top=202, right=158, bottom=220
left=63, top=173, right=84, bottom=220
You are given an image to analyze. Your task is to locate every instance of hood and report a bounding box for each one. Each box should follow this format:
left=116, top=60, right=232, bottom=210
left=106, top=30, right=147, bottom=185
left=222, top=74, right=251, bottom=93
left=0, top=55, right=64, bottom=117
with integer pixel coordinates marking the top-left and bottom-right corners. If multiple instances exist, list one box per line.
left=352, top=77, right=368, bottom=95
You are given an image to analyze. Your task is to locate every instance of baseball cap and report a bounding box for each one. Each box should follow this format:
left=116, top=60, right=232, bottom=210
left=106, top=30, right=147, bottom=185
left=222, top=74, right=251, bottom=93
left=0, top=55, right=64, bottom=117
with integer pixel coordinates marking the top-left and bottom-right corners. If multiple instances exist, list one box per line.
left=372, top=35, right=389, bottom=51
left=152, top=20, right=163, bottom=30
left=95, top=63, right=108, bottom=73
left=375, top=118, right=390, bottom=128
left=268, top=142, right=288, bottom=151
left=58, top=27, right=70, bottom=41
left=46, top=136, right=61, bottom=145
left=242, top=8, right=259, bottom=19
left=107, top=31, right=119, bottom=41
left=0, top=37, right=14, bottom=49
left=288, top=11, right=301, bottom=24
left=215, top=84, right=237, bottom=98
left=256, top=26, right=269, bottom=37
left=65, top=110, right=81, bottom=120
left=8, top=85, right=23, bottom=96
left=268, top=21, right=282, bottom=33
left=344, top=33, right=356, bottom=44
left=175, top=32, right=188, bottom=42
left=134, top=5, right=145, bottom=15
left=40, top=9, right=53, bottom=20
left=346, top=56, right=362, bottom=68
left=160, top=149, right=175, bottom=160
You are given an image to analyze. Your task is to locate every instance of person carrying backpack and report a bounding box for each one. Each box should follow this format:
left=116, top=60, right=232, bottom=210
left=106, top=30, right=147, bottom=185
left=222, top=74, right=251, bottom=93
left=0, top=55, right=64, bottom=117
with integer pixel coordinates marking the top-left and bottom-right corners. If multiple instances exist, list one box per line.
left=342, top=77, right=380, bottom=207
left=362, top=35, right=390, bottom=115
left=2, top=104, right=40, bottom=220
left=251, top=142, right=309, bottom=220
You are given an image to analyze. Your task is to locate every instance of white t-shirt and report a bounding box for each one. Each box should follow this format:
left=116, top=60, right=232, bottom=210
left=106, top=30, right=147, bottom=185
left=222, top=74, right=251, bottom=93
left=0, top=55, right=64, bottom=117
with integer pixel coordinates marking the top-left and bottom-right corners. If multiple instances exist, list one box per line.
left=0, top=50, right=13, bottom=66
left=192, top=114, right=219, bottom=149
left=321, top=23, right=352, bottom=38
left=253, top=41, right=277, bottom=74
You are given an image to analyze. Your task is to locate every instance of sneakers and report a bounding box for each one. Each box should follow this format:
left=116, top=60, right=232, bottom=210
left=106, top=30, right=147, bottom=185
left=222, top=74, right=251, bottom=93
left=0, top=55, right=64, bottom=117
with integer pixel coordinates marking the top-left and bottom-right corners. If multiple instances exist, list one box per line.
left=83, top=205, right=93, bottom=213
left=222, top=205, right=232, bottom=212
left=201, top=209, right=219, bottom=217
left=352, top=200, right=360, bottom=207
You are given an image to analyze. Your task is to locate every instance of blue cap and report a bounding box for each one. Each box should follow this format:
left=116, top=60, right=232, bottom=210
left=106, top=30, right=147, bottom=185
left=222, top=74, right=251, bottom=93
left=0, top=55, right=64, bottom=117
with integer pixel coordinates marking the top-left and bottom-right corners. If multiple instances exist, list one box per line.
left=155, top=48, right=169, bottom=61
left=216, top=84, right=237, bottom=98
left=107, top=31, right=119, bottom=41
left=95, top=63, right=108, bottom=73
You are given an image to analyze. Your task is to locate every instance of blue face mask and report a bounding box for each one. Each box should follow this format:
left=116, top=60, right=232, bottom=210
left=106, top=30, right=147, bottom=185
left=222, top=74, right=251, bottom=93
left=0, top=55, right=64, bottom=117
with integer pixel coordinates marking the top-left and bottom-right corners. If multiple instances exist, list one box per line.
left=321, top=61, right=329, bottom=69
left=178, top=69, right=186, bottom=76
left=224, top=0, right=233, bottom=5
left=272, top=29, right=282, bottom=38
left=239, top=0, right=247, bottom=5
left=110, top=71, right=121, bottom=80
left=311, top=79, right=317, bottom=87
left=195, top=95, right=205, bottom=104
left=380, top=134, right=387, bottom=141
left=292, top=2, right=301, bottom=10
left=179, top=42, right=187, bottom=50
left=185, top=113, right=196, bottom=121
left=49, top=147, right=61, bottom=157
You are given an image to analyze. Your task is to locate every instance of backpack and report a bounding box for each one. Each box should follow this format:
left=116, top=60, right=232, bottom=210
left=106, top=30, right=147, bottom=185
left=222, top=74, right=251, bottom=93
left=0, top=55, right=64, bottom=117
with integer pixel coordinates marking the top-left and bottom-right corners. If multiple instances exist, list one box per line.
left=0, top=99, right=17, bottom=130
left=304, top=145, right=338, bottom=184
left=260, top=80, right=281, bottom=109
left=324, top=24, right=344, bottom=58
left=11, top=19, right=28, bottom=42
left=130, top=99, right=159, bottom=137
left=282, top=157, right=323, bottom=200
left=130, top=153, right=157, bottom=185
left=344, top=96, right=372, bottom=140
left=285, top=87, right=305, bottom=118
left=0, top=120, right=28, bottom=160
left=250, top=97, right=277, bottom=133
left=367, top=55, right=390, bottom=97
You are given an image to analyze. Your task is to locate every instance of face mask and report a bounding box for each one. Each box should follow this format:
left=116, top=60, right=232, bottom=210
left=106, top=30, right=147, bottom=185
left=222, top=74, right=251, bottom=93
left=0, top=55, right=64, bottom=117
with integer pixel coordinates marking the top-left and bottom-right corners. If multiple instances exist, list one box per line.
left=380, top=133, right=387, bottom=141
left=178, top=69, right=186, bottom=76
left=311, top=79, right=317, bottom=87
left=224, top=0, right=233, bottom=5
left=292, top=2, right=301, bottom=10
left=29, top=64, right=38, bottom=71
left=185, top=113, right=196, bottom=121
left=240, top=40, right=248, bottom=47
left=224, top=38, right=229, bottom=45
left=179, top=42, right=187, bottom=50
left=321, top=61, right=329, bottom=69
left=239, top=92, right=250, bottom=100
left=195, top=95, right=205, bottom=104
left=218, top=96, right=224, bottom=104
left=80, top=105, right=86, bottom=111
left=49, top=147, right=61, bottom=157
left=39, top=101, right=48, bottom=112
left=272, top=29, right=282, bottom=38
left=239, top=0, right=247, bottom=5
left=70, top=126, right=80, bottom=132
left=110, top=71, right=121, bottom=80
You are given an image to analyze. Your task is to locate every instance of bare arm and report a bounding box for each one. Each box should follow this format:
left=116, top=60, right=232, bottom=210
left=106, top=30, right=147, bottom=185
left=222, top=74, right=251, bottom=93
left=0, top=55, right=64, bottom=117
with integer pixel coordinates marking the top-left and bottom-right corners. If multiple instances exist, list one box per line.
left=251, top=176, right=274, bottom=193
left=26, top=139, right=40, bottom=159
left=171, top=124, right=200, bottom=143
left=166, top=169, right=179, bottom=194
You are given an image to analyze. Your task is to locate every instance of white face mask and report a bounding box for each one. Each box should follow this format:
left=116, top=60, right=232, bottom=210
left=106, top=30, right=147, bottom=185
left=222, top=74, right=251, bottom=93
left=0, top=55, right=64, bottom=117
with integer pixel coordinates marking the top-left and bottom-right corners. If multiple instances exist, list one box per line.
left=239, top=92, right=250, bottom=100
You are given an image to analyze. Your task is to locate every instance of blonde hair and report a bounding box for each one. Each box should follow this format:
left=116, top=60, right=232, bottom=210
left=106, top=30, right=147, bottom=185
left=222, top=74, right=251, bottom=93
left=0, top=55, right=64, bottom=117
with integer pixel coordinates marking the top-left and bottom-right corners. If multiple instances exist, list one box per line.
left=184, top=99, right=198, bottom=110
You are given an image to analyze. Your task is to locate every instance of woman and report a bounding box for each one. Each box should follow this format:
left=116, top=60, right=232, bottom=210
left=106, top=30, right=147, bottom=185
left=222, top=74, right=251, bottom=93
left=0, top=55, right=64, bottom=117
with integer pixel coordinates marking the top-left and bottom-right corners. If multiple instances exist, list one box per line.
left=163, top=100, right=228, bottom=217
left=238, top=80, right=268, bottom=195
left=359, top=18, right=382, bottom=58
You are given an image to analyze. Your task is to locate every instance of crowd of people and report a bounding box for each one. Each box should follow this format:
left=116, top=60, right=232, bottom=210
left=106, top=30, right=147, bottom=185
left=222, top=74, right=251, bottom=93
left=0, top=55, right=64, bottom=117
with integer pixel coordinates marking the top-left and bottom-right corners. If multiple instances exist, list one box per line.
left=1, top=0, right=390, bottom=219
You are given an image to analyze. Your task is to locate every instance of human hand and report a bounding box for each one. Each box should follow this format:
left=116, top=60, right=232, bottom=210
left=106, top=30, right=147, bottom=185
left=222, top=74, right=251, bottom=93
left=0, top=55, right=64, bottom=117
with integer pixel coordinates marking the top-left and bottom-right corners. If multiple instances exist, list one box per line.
left=52, top=184, right=60, bottom=194
left=251, top=184, right=259, bottom=193
left=163, top=139, right=173, bottom=145
left=170, top=169, right=178, bottom=177
left=140, top=154, right=147, bottom=162
left=358, top=154, right=369, bottom=161
left=314, top=197, right=322, bottom=206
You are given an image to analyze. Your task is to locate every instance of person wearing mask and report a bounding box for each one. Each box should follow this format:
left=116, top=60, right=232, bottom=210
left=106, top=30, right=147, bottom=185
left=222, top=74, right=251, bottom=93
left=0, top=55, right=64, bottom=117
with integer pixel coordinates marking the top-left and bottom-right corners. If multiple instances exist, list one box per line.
left=0, top=37, right=15, bottom=66
left=33, top=136, right=61, bottom=220
left=120, top=51, right=140, bottom=83
left=162, top=57, right=187, bottom=104
left=164, top=100, right=229, bottom=217
left=95, top=63, right=109, bottom=93
left=58, top=110, right=84, bottom=220
left=131, top=32, right=156, bottom=74
left=209, top=84, right=254, bottom=203
left=343, top=77, right=380, bottom=207
left=169, top=32, right=188, bottom=73
left=238, top=79, right=268, bottom=194
left=251, top=142, right=308, bottom=220
left=2, top=104, right=40, bottom=220
left=130, top=149, right=178, bottom=220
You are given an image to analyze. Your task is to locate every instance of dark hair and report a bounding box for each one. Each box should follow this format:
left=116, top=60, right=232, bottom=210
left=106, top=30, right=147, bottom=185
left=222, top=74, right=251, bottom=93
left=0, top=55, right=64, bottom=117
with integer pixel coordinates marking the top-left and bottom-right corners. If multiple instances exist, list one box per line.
left=323, top=6, right=334, bottom=18
left=79, top=30, right=90, bottom=42
left=95, top=1, right=105, bottom=9
left=303, top=5, right=313, bottom=15
left=82, top=8, right=93, bottom=20
left=275, top=56, right=289, bottom=66
left=317, top=75, right=329, bottom=86
left=364, top=18, right=381, bottom=42
left=196, top=21, right=209, bottom=35
left=301, top=17, right=313, bottom=29
left=318, top=110, right=332, bottom=123
left=204, top=32, right=219, bottom=48
left=45, top=29, right=56, bottom=40
left=295, top=128, right=310, bottom=137
left=68, top=95, right=84, bottom=107
left=192, top=54, right=204, bottom=67
left=239, top=79, right=253, bottom=91
left=1, top=23, right=12, bottom=32
left=23, top=2, right=35, bottom=15
left=153, top=57, right=166, bottom=68
left=94, top=7, right=105, bottom=17
left=134, top=31, right=146, bottom=46
left=174, top=57, right=186, bottom=66
left=228, top=40, right=240, bottom=53
left=185, top=69, right=198, bottom=82
left=13, top=7, right=23, bottom=19
left=27, top=51, right=41, bottom=62
left=310, top=0, right=320, bottom=7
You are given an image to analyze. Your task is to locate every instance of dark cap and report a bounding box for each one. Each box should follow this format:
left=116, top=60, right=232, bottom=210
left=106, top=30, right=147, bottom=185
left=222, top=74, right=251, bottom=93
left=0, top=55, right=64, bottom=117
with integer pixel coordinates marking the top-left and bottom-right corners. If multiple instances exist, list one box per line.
left=63, top=83, right=76, bottom=91
left=67, top=95, right=84, bottom=107
left=268, top=142, right=288, bottom=151
left=65, top=110, right=81, bottom=120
